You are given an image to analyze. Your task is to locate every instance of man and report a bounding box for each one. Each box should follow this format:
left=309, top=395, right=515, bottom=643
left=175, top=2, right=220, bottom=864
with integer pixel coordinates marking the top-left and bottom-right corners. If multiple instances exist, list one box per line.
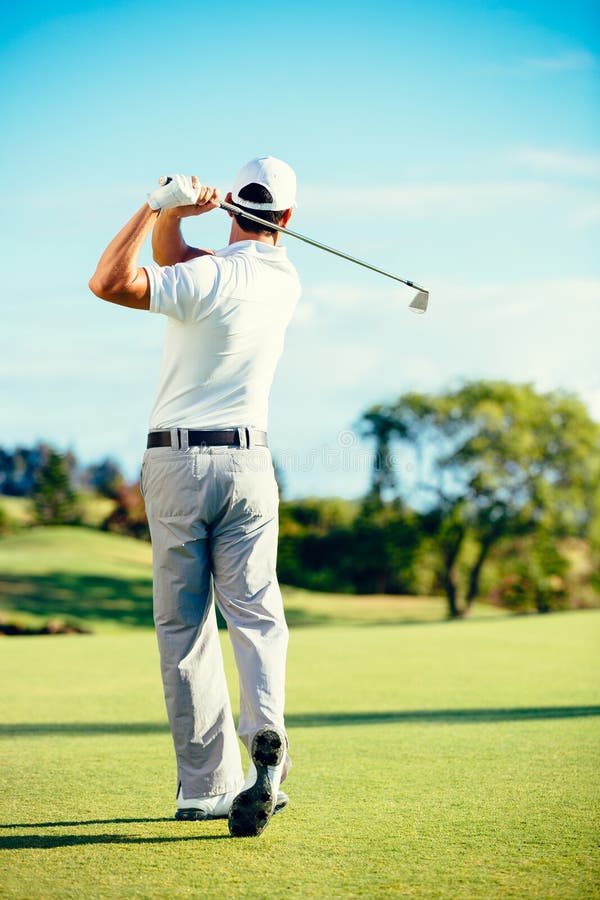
left=89, top=157, right=300, bottom=838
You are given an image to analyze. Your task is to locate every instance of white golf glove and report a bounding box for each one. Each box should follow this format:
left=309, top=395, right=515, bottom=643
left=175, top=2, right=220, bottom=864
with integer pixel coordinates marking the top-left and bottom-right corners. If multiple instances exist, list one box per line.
left=147, top=174, right=200, bottom=211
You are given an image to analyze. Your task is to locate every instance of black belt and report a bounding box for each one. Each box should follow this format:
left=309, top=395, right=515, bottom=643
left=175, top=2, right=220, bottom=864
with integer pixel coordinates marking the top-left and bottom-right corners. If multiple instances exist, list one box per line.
left=147, top=428, right=268, bottom=449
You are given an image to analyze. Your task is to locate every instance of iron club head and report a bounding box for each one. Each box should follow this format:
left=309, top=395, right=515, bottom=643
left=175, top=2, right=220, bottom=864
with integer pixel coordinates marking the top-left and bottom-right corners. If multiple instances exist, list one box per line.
left=408, top=290, right=429, bottom=314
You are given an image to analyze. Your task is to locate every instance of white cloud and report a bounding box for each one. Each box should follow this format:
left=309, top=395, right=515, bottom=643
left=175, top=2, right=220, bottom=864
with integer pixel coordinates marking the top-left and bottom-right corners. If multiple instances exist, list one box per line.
left=570, top=204, right=600, bottom=227
left=435, top=277, right=600, bottom=318
left=301, top=181, right=556, bottom=217
left=524, top=51, right=597, bottom=72
left=510, top=148, right=600, bottom=179
left=300, top=178, right=600, bottom=231
left=580, top=385, right=600, bottom=420
left=307, top=282, right=371, bottom=308
left=283, top=276, right=600, bottom=409
left=484, top=51, right=598, bottom=75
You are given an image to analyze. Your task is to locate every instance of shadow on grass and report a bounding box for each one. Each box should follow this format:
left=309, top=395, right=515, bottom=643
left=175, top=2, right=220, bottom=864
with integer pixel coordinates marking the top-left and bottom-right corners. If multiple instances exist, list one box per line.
left=0, top=573, right=341, bottom=630
left=287, top=706, right=600, bottom=726
left=0, top=572, right=155, bottom=628
left=0, top=569, right=524, bottom=631
left=1, top=706, right=598, bottom=740
left=0, top=833, right=230, bottom=849
left=0, top=818, right=171, bottom=830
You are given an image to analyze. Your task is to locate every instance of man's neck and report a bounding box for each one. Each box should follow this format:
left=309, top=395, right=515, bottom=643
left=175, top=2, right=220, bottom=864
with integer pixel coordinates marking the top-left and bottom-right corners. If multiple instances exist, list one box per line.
left=228, top=221, right=279, bottom=247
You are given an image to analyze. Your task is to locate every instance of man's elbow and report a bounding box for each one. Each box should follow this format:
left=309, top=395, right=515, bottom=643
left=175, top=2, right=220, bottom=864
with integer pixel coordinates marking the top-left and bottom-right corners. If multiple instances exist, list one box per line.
left=88, top=271, right=125, bottom=302
left=88, top=272, right=108, bottom=299
left=88, top=269, right=150, bottom=310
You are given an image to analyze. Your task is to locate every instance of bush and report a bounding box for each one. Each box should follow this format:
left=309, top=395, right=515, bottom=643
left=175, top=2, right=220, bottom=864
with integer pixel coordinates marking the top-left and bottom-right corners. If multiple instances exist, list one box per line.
left=277, top=497, right=420, bottom=594
left=488, top=536, right=569, bottom=613
left=102, top=482, right=149, bottom=540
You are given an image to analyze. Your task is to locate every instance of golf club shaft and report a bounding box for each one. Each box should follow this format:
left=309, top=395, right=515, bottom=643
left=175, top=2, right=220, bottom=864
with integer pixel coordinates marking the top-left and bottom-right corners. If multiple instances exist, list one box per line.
left=219, top=200, right=427, bottom=293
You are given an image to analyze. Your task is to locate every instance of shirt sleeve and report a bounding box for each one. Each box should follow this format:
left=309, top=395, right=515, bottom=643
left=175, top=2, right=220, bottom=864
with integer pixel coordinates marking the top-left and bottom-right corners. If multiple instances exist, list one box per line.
left=144, top=256, right=220, bottom=322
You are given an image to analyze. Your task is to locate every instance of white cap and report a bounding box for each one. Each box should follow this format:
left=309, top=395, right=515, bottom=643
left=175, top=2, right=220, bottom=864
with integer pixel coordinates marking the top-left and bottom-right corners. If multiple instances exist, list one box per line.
left=232, top=156, right=297, bottom=210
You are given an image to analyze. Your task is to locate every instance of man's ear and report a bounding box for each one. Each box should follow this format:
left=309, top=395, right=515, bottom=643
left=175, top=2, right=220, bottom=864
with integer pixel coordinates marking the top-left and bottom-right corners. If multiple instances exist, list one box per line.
left=281, top=208, right=293, bottom=228
left=225, top=191, right=234, bottom=217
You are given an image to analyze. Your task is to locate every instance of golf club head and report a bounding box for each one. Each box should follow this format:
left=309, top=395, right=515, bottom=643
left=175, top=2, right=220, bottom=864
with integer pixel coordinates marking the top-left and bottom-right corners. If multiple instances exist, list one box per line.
left=408, top=290, right=429, bottom=314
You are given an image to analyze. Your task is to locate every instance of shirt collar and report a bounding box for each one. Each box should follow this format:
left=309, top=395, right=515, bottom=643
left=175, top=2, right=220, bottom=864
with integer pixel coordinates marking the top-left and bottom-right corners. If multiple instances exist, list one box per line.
left=216, top=240, right=288, bottom=259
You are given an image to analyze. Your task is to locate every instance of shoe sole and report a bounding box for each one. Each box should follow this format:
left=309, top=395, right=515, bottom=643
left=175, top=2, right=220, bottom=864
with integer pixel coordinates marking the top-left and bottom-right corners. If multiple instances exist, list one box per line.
left=228, top=727, right=285, bottom=837
left=174, top=792, right=289, bottom=822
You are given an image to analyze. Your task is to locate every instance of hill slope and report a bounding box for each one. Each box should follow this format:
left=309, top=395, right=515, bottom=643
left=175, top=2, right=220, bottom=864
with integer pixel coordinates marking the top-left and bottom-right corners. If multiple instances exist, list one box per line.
left=0, top=526, right=506, bottom=630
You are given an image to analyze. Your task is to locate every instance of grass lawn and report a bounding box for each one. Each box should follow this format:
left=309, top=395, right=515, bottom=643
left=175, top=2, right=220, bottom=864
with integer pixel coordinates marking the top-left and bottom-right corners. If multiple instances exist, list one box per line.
left=0, top=495, right=117, bottom=529
left=1, top=610, right=599, bottom=897
left=1, top=527, right=598, bottom=896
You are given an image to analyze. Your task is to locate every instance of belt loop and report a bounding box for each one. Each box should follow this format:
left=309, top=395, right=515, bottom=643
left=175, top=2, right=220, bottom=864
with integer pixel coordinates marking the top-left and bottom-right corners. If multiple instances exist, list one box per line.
left=237, top=427, right=248, bottom=449
left=170, top=428, right=180, bottom=450
left=180, top=428, right=189, bottom=451
left=245, top=427, right=252, bottom=449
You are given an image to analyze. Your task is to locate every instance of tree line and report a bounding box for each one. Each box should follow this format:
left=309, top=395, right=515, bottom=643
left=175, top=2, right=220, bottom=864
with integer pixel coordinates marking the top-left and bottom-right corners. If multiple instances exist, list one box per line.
left=279, top=382, right=600, bottom=615
left=2, top=380, right=599, bottom=617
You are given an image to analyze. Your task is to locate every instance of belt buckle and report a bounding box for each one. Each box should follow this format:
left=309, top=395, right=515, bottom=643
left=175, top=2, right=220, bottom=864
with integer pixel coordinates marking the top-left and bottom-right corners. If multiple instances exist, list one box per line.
left=237, top=427, right=250, bottom=449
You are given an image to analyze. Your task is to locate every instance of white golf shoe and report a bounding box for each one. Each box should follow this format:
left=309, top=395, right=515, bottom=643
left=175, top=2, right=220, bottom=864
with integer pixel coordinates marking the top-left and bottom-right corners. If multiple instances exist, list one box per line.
left=228, top=726, right=287, bottom=837
left=174, top=779, right=289, bottom=822
left=175, top=787, right=239, bottom=821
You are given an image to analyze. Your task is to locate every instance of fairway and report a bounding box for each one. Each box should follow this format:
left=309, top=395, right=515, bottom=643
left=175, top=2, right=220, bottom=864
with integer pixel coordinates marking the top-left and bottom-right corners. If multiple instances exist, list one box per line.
left=2, top=612, right=599, bottom=898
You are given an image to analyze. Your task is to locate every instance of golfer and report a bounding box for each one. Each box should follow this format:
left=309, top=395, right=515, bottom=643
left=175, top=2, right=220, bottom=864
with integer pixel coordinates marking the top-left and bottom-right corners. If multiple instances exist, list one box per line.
left=89, top=157, right=300, bottom=838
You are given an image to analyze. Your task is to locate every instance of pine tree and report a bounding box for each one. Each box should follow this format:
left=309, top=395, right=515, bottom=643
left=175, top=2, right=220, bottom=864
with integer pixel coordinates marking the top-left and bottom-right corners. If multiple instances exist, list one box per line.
left=31, top=450, right=79, bottom=525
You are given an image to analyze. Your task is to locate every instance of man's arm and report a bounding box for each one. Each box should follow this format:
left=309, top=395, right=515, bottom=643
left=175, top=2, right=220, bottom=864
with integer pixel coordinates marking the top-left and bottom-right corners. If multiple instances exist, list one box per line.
left=89, top=178, right=220, bottom=309
left=152, top=184, right=220, bottom=266
left=89, top=204, right=155, bottom=310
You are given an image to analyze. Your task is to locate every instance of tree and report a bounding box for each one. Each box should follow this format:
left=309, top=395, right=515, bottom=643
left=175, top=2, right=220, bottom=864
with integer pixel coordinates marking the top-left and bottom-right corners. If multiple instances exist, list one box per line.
left=84, top=457, right=124, bottom=499
left=31, top=449, right=80, bottom=525
left=362, top=381, right=600, bottom=617
left=277, top=496, right=420, bottom=594
left=0, top=444, right=51, bottom=496
left=349, top=497, right=421, bottom=595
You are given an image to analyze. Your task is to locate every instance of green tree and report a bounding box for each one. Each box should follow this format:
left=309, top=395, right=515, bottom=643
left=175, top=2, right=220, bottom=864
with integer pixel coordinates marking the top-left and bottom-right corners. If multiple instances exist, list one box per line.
left=349, top=496, right=422, bottom=594
left=31, top=449, right=80, bottom=525
left=362, top=381, right=600, bottom=617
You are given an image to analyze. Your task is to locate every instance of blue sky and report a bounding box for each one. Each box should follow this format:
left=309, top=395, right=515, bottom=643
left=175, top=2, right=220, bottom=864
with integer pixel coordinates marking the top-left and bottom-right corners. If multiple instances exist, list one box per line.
left=1, top=0, right=599, bottom=497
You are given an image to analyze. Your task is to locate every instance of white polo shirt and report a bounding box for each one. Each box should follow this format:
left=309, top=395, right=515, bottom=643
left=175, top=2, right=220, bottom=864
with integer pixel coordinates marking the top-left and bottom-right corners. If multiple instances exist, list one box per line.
left=144, top=240, right=301, bottom=431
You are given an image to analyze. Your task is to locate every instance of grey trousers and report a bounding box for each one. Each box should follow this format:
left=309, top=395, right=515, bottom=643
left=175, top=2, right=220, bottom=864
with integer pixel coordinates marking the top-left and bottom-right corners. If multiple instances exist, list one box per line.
left=141, top=439, right=289, bottom=799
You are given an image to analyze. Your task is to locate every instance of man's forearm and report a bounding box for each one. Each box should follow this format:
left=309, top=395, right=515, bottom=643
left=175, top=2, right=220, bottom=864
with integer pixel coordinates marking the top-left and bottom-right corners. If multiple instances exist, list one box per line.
left=152, top=209, right=214, bottom=266
left=152, top=209, right=190, bottom=265
left=89, top=204, right=156, bottom=308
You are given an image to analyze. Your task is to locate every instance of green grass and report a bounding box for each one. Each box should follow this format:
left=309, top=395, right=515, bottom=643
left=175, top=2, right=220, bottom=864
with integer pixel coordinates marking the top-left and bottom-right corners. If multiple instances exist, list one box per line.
left=0, top=496, right=33, bottom=527
left=0, top=527, right=154, bottom=630
left=0, top=494, right=117, bottom=530
left=0, top=527, right=505, bottom=631
left=1, top=612, right=599, bottom=897
left=1, top=527, right=599, bottom=896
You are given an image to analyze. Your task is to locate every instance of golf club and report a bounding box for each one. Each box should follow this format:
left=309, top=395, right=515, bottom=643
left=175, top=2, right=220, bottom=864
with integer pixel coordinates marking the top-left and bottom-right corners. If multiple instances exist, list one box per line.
left=157, top=177, right=429, bottom=313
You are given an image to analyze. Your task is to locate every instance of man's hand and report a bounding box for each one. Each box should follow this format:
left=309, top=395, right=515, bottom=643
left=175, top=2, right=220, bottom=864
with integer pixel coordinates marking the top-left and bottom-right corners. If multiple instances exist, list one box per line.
left=147, top=174, right=198, bottom=210
left=164, top=177, right=220, bottom=219
left=147, top=175, right=220, bottom=215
